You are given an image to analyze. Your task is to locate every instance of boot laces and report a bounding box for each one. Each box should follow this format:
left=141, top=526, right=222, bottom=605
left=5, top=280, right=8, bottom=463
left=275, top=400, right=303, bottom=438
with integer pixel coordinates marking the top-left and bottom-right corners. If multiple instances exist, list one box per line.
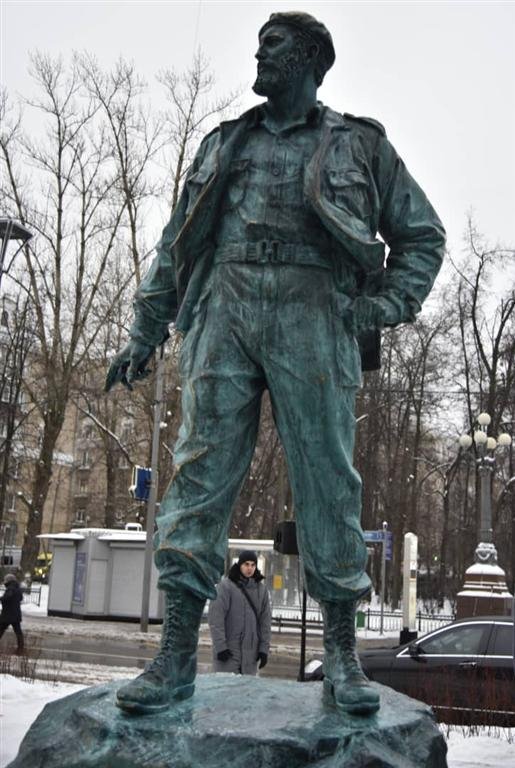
left=323, top=602, right=363, bottom=678
left=147, top=593, right=203, bottom=675
left=145, top=596, right=184, bottom=675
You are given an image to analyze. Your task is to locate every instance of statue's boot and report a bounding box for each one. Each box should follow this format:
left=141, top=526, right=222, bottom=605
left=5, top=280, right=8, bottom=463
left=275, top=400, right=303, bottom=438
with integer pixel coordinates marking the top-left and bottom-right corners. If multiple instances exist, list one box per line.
left=116, top=588, right=205, bottom=714
left=321, top=599, right=380, bottom=715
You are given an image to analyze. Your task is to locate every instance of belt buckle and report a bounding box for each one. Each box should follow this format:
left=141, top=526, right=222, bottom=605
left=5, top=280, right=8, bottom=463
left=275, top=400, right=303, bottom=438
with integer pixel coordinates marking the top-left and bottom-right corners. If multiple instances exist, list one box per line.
left=257, top=240, right=280, bottom=263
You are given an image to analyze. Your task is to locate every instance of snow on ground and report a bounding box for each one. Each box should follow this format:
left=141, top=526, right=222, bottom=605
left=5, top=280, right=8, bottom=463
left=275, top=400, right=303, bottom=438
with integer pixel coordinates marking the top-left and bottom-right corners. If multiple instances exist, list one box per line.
left=444, top=729, right=514, bottom=767
left=0, top=675, right=85, bottom=767
left=0, top=675, right=512, bottom=768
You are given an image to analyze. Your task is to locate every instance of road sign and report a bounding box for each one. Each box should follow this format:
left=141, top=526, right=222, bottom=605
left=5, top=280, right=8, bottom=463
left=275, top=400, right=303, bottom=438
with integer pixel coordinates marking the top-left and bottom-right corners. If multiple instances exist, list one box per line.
left=385, top=531, right=393, bottom=561
left=364, top=530, right=394, bottom=561
left=129, top=466, right=151, bottom=501
left=363, top=530, right=384, bottom=542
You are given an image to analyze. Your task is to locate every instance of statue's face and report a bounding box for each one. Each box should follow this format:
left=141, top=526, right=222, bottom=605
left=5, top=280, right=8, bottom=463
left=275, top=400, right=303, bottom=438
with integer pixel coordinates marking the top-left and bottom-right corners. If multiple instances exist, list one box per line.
left=253, top=23, right=311, bottom=96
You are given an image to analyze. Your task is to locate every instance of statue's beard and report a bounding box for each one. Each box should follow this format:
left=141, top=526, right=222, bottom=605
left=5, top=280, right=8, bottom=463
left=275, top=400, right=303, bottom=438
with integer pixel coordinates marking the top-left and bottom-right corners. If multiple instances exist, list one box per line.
left=253, top=45, right=307, bottom=96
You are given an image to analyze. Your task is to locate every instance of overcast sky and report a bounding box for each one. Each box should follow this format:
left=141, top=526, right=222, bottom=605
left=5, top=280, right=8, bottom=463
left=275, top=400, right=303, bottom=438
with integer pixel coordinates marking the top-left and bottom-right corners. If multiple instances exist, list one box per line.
left=1, top=0, right=515, bottom=257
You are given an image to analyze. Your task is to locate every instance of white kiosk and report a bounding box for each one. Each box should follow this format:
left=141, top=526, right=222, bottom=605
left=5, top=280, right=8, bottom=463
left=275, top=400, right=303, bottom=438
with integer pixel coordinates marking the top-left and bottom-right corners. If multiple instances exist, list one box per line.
left=39, top=525, right=163, bottom=621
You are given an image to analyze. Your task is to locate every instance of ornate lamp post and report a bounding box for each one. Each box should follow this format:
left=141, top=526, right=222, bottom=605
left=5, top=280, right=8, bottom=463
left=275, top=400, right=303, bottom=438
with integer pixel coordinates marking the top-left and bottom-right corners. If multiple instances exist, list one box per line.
left=456, top=412, right=513, bottom=618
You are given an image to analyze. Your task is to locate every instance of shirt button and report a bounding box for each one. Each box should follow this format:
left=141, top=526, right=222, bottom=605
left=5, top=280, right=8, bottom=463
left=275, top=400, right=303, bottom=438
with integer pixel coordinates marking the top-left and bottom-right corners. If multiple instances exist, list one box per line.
left=272, top=167, right=280, bottom=176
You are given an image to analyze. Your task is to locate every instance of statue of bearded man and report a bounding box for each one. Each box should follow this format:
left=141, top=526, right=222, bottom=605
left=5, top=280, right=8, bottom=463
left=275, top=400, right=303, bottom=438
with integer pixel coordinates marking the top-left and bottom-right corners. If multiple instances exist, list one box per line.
left=107, top=11, right=445, bottom=716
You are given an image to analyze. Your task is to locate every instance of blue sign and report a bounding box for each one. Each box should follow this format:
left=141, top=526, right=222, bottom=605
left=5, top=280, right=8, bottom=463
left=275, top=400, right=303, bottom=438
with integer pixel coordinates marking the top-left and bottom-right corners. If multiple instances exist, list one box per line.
left=129, top=466, right=151, bottom=501
left=363, top=530, right=393, bottom=561
left=72, top=552, right=87, bottom=604
left=363, top=530, right=384, bottom=543
left=385, top=531, right=393, bottom=561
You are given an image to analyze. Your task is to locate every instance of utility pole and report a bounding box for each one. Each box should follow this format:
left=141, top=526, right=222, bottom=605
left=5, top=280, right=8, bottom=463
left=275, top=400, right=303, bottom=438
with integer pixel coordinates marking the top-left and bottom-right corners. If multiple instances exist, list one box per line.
left=140, top=347, right=165, bottom=632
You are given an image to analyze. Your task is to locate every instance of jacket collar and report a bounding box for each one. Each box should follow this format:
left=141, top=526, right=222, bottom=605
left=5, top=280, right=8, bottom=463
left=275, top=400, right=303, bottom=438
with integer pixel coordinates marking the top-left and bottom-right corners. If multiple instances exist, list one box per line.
left=220, top=101, right=326, bottom=134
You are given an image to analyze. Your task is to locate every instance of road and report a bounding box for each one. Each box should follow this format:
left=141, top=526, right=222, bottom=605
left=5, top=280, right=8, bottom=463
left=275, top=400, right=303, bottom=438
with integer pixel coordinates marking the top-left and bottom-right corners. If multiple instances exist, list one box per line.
left=34, top=634, right=304, bottom=679
left=12, top=617, right=394, bottom=682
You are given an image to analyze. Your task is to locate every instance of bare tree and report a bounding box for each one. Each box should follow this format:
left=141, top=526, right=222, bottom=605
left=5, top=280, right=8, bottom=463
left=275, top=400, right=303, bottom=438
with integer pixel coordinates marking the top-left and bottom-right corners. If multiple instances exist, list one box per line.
left=0, top=295, right=35, bottom=556
left=158, top=51, right=240, bottom=211
left=1, top=52, right=128, bottom=572
left=354, top=294, right=455, bottom=606
left=71, top=54, right=240, bottom=531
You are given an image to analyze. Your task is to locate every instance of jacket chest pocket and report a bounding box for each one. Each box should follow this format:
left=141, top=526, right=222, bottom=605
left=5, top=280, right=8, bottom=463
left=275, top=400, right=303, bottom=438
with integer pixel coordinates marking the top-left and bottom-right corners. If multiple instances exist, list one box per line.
left=185, top=163, right=216, bottom=215
left=326, top=168, right=372, bottom=219
left=222, top=158, right=251, bottom=210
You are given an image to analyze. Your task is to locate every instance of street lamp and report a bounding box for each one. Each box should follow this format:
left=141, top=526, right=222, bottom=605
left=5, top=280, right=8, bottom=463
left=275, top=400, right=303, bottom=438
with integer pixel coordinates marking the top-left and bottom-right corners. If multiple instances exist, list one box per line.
left=0, top=218, right=33, bottom=288
left=456, top=413, right=513, bottom=618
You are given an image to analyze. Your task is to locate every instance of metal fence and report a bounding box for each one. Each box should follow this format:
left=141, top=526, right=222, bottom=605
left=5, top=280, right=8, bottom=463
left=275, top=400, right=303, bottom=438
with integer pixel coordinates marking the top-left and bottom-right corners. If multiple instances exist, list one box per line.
left=271, top=605, right=455, bottom=635
left=0, top=585, right=42, bottom=607
left=359, top=609, right=455, bottom=634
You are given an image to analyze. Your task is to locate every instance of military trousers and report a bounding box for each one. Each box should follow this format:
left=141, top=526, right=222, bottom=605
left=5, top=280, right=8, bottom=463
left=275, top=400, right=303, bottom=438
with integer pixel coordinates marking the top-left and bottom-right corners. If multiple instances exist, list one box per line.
left=154, top=262, right=371, bottom=603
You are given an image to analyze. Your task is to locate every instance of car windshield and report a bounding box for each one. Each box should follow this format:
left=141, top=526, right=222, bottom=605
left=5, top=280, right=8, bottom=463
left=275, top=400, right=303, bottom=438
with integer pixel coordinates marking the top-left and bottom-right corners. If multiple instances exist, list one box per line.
left=418, top=624, right=486, bottom=655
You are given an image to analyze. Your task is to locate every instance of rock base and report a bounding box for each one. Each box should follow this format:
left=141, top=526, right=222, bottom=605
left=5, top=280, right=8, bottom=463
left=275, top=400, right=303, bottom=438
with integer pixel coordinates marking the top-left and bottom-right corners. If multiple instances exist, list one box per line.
left=9, top=674, right=447, bottom=768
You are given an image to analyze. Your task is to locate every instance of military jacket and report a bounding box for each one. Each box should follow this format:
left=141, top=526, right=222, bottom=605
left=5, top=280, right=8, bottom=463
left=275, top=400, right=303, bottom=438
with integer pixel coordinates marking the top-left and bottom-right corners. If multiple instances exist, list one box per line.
left=130, top=104, right=445, bottom=370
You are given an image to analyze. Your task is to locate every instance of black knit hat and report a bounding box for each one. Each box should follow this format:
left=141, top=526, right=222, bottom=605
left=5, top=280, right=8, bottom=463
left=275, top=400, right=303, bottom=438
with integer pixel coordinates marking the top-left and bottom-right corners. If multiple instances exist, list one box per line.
left=238, top=550, right=258, bottom=566
left=259, top=11, right=335, bottom=85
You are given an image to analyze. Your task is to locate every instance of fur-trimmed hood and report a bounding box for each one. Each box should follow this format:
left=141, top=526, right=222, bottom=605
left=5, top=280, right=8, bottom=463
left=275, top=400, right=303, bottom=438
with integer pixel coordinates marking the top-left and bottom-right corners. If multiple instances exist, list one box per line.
left=228, top=561, right=264, bottom=583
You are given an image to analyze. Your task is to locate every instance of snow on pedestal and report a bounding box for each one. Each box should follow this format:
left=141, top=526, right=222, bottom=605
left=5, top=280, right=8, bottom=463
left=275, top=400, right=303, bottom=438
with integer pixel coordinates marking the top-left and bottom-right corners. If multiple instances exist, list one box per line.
left=456, top=554, right=513, bottom=619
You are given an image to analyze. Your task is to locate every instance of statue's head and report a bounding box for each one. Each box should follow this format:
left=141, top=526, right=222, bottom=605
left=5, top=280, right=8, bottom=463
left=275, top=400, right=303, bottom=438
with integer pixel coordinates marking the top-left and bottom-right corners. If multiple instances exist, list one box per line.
left=253, top=11, right=335, bottom=97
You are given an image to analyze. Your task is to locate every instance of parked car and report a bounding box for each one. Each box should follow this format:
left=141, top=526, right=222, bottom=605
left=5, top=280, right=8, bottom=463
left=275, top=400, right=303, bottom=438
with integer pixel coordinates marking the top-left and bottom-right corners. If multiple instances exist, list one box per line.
left=359, top=616, right=514, bottom=725
left=32, top=552, right=52, bottom=583
left=304, top=616, right=514, bottom=725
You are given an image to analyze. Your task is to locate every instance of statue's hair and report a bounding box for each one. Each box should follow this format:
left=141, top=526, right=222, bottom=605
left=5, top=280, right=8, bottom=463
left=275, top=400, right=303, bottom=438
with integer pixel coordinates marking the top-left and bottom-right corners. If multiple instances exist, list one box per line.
left=293, top=30, right=327, bottom=86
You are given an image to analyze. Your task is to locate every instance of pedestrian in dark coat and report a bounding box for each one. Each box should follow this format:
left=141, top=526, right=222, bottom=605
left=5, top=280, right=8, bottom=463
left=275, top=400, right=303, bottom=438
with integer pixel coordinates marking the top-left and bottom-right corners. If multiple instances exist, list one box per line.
left=208, top=550, right=271, bottom=675
left=0, top=573, right=24, bottom=653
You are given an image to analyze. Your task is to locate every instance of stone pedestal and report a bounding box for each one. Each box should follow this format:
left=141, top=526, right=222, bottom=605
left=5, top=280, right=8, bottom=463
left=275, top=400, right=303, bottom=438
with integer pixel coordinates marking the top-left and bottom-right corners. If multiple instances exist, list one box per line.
left=456, top=561, right=513, bottom=619
left=9, top=674, right=447, bottom=768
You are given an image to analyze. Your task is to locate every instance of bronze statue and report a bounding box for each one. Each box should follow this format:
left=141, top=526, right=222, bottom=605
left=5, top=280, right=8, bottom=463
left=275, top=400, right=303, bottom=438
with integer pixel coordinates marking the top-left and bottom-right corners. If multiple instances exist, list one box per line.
left=107, top=11, right=445, bottom=716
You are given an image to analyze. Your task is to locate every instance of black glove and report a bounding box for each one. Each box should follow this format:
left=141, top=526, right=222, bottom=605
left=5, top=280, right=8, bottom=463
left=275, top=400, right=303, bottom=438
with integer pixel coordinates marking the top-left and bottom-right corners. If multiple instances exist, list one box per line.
left=257, top=652, right=268, bottom=669
left=217, top=649, right=232, bottom=663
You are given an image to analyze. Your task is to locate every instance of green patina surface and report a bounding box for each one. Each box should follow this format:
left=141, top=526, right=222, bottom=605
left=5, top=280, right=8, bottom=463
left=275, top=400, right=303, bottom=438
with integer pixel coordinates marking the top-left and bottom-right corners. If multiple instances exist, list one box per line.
left=105, top=9, right=445, bottom=721
left=131, top=98, right=445, bottom=601
left=9, top=675, right=448, bottom=768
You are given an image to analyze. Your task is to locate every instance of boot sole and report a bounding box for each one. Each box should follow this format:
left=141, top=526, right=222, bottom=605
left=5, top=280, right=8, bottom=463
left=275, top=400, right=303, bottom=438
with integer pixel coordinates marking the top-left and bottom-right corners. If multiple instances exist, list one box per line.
left=323, top=678, right=380, bottom=716
left=116, top=683, right=195, bottom=715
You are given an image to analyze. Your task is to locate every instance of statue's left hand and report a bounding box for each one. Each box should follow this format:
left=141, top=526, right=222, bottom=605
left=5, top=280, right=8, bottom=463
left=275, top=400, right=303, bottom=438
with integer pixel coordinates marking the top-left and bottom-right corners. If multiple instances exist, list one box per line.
left=348, top=296, right=386, bottom=334
left=105, top=340, right=155, bottom=392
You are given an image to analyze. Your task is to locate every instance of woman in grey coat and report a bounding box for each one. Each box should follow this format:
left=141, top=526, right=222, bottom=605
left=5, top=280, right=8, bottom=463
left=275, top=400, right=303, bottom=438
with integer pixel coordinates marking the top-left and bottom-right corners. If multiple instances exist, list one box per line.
left=208, top=550, right=271, bottom=675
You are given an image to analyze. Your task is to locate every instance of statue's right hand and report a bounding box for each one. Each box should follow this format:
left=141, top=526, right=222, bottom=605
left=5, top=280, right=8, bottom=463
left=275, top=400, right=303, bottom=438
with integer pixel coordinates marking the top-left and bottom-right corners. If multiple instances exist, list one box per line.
left=105, top=341, right=155, bottom=392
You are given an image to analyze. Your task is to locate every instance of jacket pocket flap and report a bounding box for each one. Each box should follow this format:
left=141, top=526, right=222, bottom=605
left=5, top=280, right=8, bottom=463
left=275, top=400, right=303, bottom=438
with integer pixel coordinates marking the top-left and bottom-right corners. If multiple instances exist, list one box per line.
left=327, top=168, right=368, bottom=187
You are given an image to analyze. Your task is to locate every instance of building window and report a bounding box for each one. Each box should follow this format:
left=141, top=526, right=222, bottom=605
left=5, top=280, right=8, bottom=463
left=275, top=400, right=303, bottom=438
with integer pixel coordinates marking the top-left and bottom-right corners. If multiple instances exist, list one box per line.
left=80, top=450, right=91, bottom=468
left=120, top=419, right=134, bottom=444
left=81, top=420, right=94, bottom=440
left=75, top=507, right=86, bottom=524
left=1, top=309, right=9, bottom=327
left=118, top=454, right=129, bottom=469
left=78, top=478, right=89, bottom=495
left=4, top=522, right=17, bottom=547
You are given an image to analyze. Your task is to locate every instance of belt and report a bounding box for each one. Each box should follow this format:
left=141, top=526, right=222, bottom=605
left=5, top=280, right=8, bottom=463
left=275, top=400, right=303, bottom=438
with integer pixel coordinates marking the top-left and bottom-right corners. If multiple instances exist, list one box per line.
left=214, top=241, right=332, bottom=269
